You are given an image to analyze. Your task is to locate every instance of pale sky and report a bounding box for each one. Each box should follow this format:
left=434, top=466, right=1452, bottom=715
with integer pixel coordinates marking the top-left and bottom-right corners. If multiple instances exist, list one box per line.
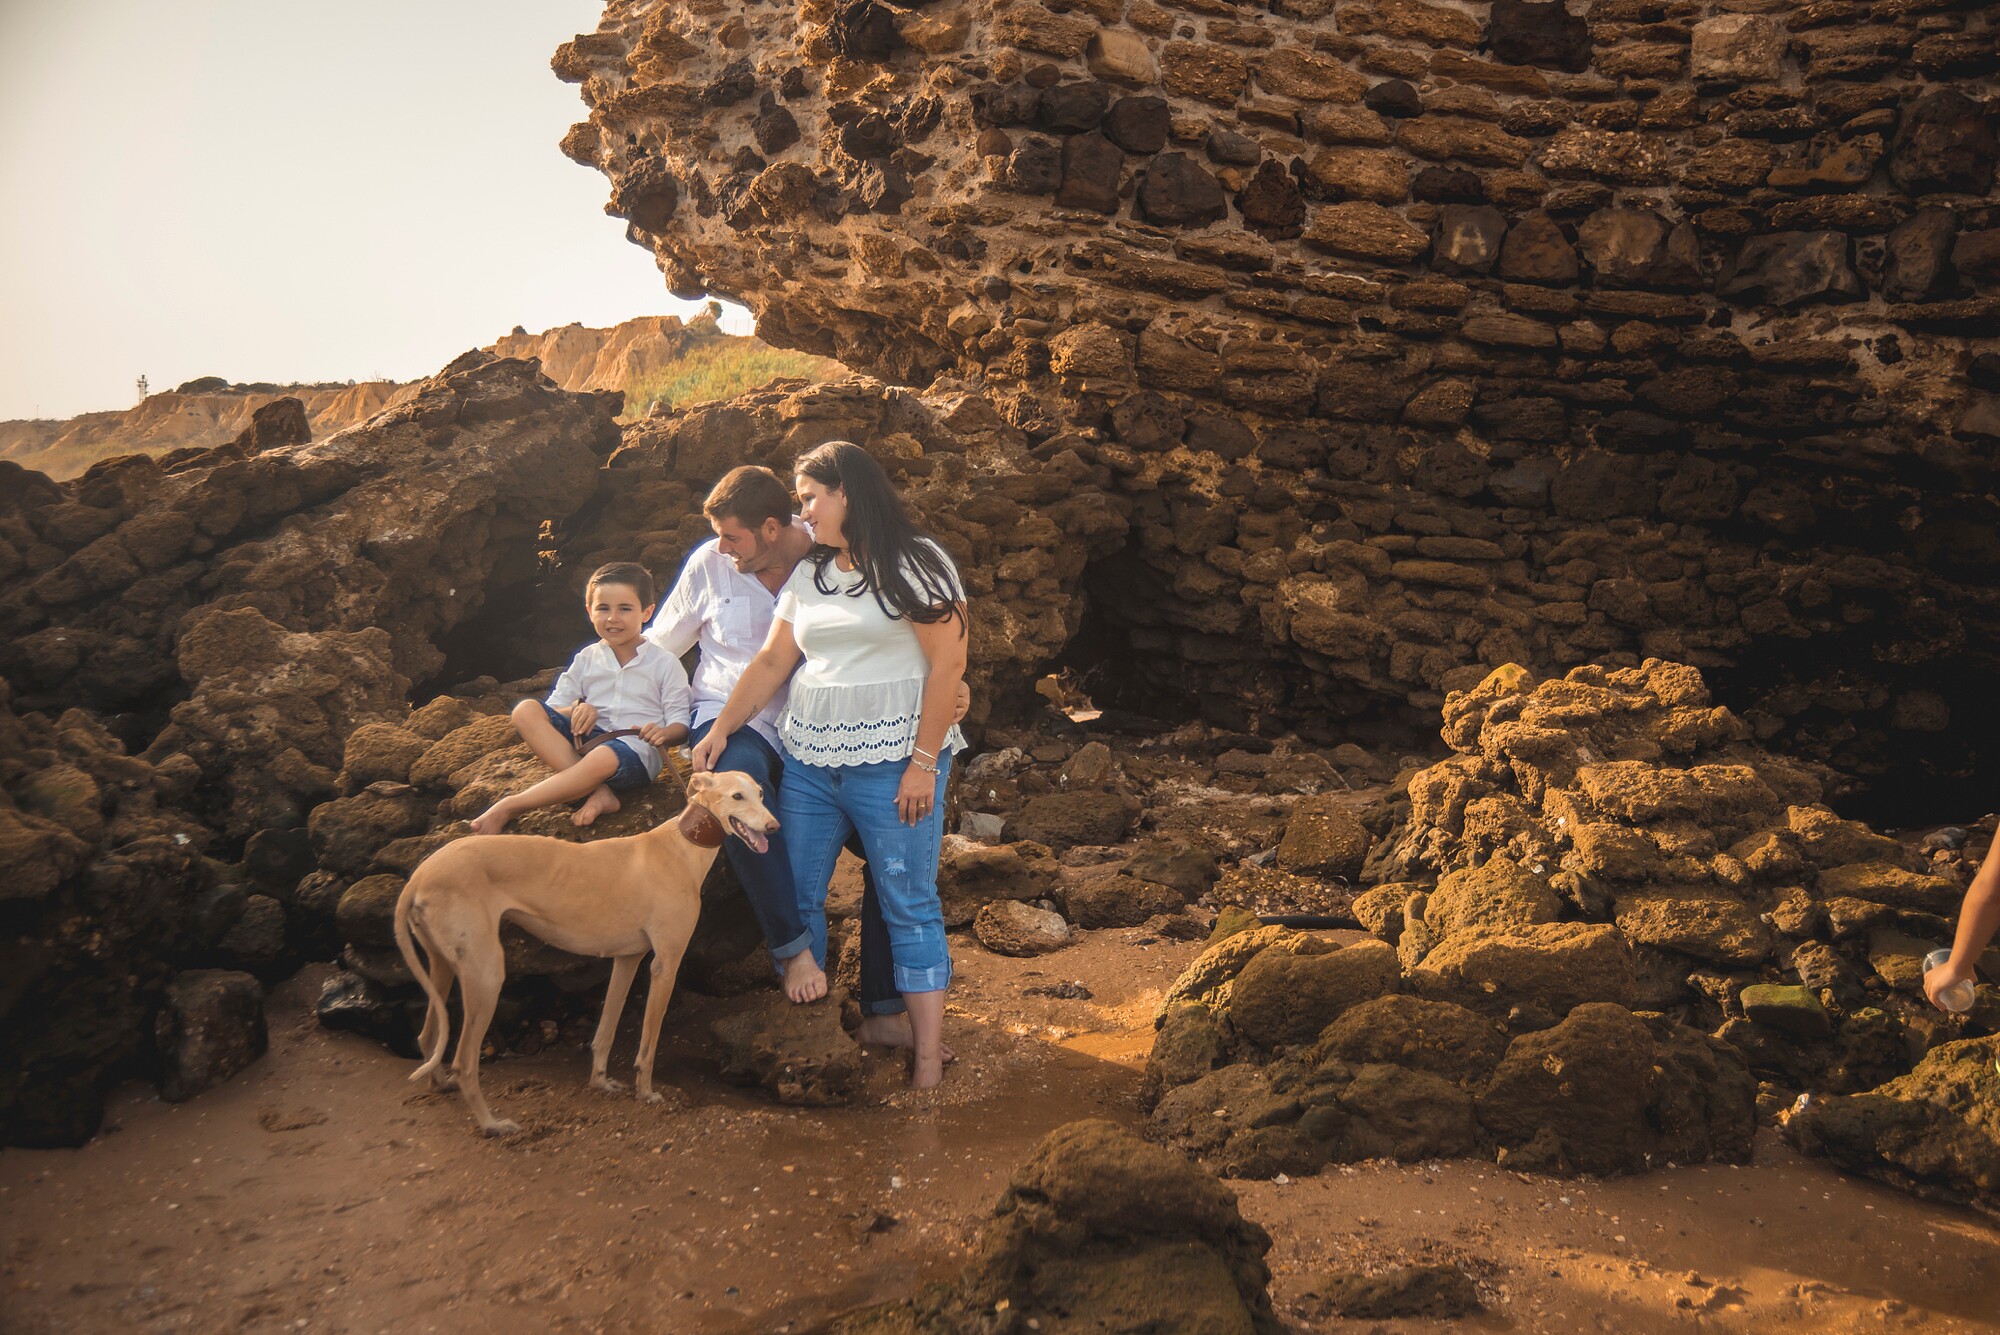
left=0, top=0, right=748, bottom=422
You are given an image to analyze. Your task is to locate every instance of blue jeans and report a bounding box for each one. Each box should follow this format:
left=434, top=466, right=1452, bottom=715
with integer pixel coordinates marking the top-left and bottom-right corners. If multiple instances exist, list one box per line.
left=689, top=720, right=812, bottom=965
left=783, top=754, right=955, bottom=1003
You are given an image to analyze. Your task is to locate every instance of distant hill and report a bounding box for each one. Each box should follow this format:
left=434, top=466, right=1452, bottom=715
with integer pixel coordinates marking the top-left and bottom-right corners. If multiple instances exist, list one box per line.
left=0, top=314, right=840, bottom=480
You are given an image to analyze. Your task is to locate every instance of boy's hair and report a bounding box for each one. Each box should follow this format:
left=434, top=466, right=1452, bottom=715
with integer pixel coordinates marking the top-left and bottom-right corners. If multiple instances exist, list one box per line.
left=703, top=466, right=794, bottom=531
left=585, top=561, right=656, bottom=609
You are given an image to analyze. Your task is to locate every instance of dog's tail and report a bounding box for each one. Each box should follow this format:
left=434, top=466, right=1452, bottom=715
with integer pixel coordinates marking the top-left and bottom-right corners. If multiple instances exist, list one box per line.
left=396, top=878, right=451, bottom=1083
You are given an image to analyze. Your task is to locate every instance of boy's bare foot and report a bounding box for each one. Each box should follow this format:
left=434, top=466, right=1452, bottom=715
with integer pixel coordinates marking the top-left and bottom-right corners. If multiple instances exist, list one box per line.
left=910, top=1049, right=946, bottom=1090
left=468, top=803, right=514, bottom=836
left=573, top=787, right=621, bottom=827
left=781, top=952, right=828, bottom=1004
left=854, top=1013, right=956, bottom=1065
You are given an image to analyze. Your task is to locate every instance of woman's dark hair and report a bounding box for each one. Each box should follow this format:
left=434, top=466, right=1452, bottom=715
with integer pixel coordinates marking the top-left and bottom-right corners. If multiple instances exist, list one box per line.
left=794, top=441, right=965, bottom=633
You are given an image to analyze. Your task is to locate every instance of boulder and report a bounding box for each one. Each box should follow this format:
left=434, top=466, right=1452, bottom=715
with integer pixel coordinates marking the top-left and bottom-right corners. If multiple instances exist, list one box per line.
left=880, top=1120, right=1285, bottom=1335
left=1274, top=795, right=1372, bottom=880
left=1334, top=1063, right=1480, bottom=1161
left=1612, top=890, right=1773, bottom=967
left=1410, top=922, right=1635, bottom=1017
left=1477, top=1004, right=1756, bottom=1176
left=1227, top=940, right=1400, bottom=1048
left=710, top=990, right=861, bottom=1106
left=1008, top=791, right=1139, bottom=849
left=1423, top=858, right=1562, bottom=937
left=1787, top=1036, right=2000, bottom=1207
left=156, top=970, right=267, bottom=1103
left=1064, top=874, right=1187, bottom=929
left=1309, top=994, right=1509, bottom=1085
left=973, top=900, right=1072, bottom=956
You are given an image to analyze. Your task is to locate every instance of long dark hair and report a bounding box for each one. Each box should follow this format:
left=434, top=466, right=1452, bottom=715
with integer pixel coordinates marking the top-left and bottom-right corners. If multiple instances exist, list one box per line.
left=795, top=441, right=965, bottom=633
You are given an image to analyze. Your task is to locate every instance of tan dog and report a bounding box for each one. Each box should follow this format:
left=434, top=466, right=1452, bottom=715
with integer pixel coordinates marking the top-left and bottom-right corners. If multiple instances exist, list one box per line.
left=393, top=770, right=779, bottom=1136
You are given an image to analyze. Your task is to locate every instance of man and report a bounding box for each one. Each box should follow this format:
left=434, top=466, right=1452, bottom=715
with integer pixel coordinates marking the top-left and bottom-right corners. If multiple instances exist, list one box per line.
left=649, top=466, right=962, bottom=1048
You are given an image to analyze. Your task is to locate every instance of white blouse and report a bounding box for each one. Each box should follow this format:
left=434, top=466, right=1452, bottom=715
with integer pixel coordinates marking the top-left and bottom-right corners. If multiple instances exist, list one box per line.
left=773, top=540, right=967, bottom=767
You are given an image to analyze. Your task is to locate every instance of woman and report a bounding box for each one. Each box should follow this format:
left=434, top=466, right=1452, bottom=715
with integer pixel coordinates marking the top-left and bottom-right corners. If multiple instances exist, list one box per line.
left=692, top=441, right=967, bottom=1088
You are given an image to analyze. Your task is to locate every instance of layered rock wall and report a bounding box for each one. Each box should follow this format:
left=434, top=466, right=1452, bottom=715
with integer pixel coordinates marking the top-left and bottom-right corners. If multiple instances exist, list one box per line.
left=560, top=0, right=2000, bottom=812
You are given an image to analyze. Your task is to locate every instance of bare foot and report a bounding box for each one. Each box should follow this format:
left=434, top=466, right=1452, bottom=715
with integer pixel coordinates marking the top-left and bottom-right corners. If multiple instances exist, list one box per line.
left=854, top=1013, right=956, bottom=1065
left=911, top=1049, right=946, bottom=1090
left=782, top=952, right=828, bottom=1004
left=468, top=802, right=515, bottom=835
left=572, top=786, right=621, bottom=827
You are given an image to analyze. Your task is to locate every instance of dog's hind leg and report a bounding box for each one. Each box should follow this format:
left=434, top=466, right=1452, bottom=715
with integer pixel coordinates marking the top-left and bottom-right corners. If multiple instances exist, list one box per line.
left=632, top=942, right=687, bottom=1105
left=451, top=951, right=519, bottom=1137
left=588, top=954, right=643, bottom=1093
left=418, top=952, right=460, bottom=1091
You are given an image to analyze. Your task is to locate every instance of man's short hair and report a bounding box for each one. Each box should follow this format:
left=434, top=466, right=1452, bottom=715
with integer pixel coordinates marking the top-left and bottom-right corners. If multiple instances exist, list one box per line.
left=703, top=466, right=793, bottom=531
left=586, top=561, right=655, bottom=608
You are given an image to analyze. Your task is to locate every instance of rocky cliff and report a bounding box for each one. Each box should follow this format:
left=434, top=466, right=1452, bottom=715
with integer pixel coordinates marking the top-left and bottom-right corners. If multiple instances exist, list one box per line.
left=0, top=316, right=836, bottom=483
left=556, top=0, right=2000, bottom=821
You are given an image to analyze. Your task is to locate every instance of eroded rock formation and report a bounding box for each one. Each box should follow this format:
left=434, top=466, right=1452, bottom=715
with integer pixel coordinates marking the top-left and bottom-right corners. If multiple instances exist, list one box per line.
left=558, top=0, right=2000, bottom=818
left=0, top=353, right=621, bottom=836
left=1145, top=660, right=2000, bottom=1207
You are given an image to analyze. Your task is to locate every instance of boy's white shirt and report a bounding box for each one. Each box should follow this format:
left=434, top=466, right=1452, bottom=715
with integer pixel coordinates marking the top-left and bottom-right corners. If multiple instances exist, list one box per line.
left=544, top=638, right=691, bottom=780
left=646, top=521, right=812, bottom=749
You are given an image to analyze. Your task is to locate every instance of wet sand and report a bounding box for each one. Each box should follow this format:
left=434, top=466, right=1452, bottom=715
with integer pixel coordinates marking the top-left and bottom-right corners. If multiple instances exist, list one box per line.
left=3, top=926, right=1997, bottom=1335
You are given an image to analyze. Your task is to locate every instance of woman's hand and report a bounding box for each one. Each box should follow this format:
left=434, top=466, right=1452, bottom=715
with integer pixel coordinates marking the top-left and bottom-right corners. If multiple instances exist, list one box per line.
left=690, top=728, right=729, bottom=773
left=952, top=681, right=971, bottom=725
left=896, top=763, right=937, bottom=826
left=1926, top=954, right=1977, bottom=1010
left=569, top=701, right=599, bottom=735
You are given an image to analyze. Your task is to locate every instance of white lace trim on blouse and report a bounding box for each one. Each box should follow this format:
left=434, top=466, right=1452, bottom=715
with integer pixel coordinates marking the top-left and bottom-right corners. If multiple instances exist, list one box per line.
left=780, top=677, right=966, bottom=767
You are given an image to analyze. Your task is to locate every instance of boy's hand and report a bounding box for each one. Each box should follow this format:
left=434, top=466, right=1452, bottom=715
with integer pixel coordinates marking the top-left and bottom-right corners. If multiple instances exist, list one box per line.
left=569, top=702, right=599, bottom=735
left=637, top=723, right=682, bottom=747
left=1926, top=955, right=1977, bottom=1010
left=953, top=681, right=971, bottom=725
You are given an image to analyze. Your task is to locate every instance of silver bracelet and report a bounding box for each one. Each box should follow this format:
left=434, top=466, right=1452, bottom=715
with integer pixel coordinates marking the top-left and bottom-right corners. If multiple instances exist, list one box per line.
left=909, top=755, right=939, bottom=774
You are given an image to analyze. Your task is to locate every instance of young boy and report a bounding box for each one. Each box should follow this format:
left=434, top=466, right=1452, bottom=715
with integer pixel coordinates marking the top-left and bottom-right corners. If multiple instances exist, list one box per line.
left=469, top=562, right=691, bottom=835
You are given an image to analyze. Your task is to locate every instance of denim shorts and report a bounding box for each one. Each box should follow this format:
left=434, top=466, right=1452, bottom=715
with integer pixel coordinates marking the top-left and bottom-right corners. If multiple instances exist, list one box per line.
left=541, top=703, right=652, bottom=791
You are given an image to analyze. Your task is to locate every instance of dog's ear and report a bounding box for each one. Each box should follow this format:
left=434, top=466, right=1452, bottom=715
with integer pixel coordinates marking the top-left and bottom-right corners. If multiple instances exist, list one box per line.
left=687, top=772, right=715, bottom=798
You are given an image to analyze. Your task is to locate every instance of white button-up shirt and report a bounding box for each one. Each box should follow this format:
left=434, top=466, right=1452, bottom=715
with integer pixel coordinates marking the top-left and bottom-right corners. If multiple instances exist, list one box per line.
left=545, top=638, right=691, bottom=780
left=647, top=530, right=805, bottom=749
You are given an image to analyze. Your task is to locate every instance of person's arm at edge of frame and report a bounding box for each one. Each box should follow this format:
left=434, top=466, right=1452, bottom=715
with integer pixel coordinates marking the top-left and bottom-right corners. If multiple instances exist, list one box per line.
left=688, top=617, right=803, bottom=771
left=899, top=604, right=969, bottom=825
left=1928, top=827, right=2000, bottom=1008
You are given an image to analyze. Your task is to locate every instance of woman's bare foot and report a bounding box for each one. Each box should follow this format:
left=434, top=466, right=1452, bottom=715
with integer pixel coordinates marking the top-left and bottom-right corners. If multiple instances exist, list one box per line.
left=572, top=786, right=621, bottom=827
left=854, top=1013, right=956, bottom=1065
left=910, top=1048, right=946, bottom=1090
left=468, top=801, right=516, bottom=835
left=782, top=952, right=827, bottom=1004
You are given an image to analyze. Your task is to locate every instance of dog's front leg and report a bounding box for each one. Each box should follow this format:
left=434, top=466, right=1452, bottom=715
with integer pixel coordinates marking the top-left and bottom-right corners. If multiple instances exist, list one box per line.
left=633, top=943, right=686, bottom=1105
left=589, top=954, right=644, bottom=1092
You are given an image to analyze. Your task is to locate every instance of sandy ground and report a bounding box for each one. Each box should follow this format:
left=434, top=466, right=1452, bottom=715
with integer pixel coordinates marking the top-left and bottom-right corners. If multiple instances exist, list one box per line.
left=2, top=919, right=1997, bottom=1335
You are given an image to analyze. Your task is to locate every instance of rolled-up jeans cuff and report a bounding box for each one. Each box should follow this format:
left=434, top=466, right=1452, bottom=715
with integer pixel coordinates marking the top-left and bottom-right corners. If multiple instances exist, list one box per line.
left=862, top=997, right=908, bottom=1017
left=768, top=930, right=815, bottom=965
left=893, top=963, right=953, bottom=994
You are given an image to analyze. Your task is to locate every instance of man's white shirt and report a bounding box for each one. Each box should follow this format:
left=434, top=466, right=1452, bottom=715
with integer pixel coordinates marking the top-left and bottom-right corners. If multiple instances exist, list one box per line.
left=646, top=526, right=808, bottom=748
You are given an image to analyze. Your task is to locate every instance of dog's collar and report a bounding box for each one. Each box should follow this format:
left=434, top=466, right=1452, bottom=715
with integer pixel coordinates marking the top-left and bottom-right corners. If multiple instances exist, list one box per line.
left=679, top=803, right=725, bottom=848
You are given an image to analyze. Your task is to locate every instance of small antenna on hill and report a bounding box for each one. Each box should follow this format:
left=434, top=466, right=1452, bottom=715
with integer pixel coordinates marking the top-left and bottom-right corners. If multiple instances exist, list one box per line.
left=136, top=374, right=149, bottom=403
